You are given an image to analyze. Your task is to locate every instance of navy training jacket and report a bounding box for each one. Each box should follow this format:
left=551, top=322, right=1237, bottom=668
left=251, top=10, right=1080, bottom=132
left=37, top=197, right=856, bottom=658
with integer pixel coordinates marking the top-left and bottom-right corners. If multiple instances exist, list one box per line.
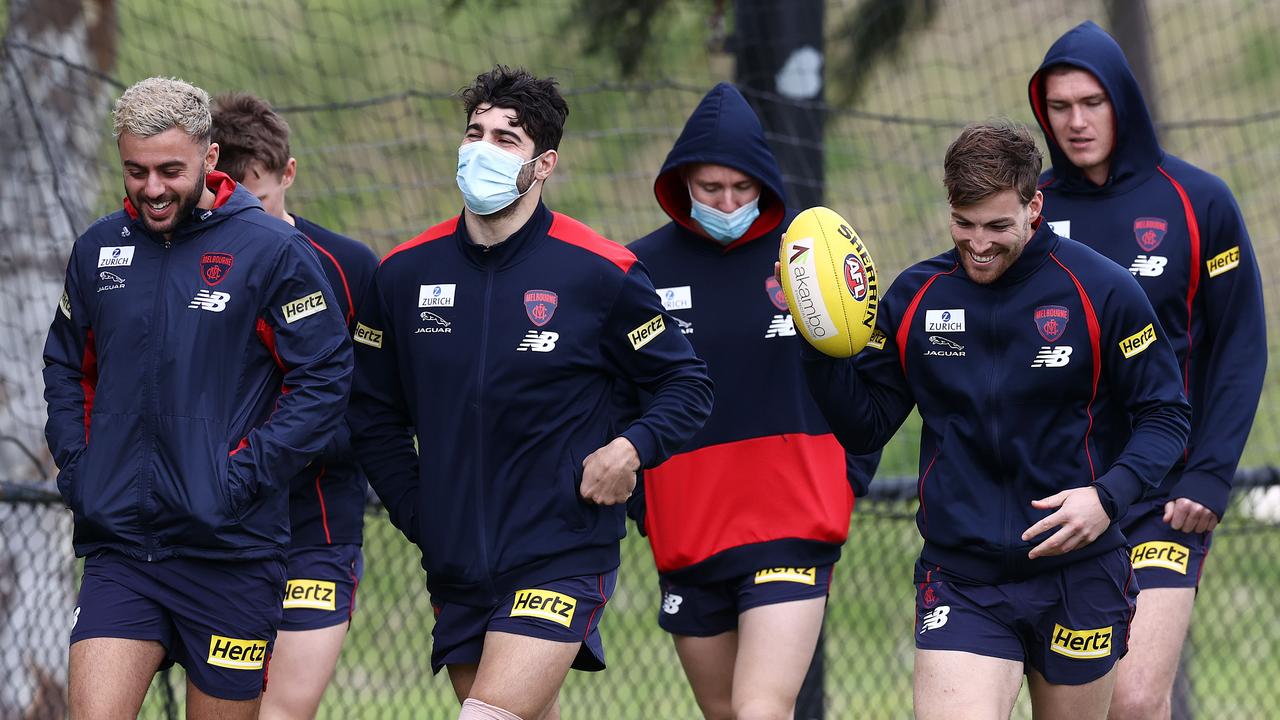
left=43, top=173, right=354, bottom=562
left=1030, top=21, right=1266, bottom=519
left=804, top=223, right=1191, bottom=584
left=288, top=215, right=379, bottom=548
left=628, top=82, right=878, bottom=582
left=349, top=202, right=713, bottom=606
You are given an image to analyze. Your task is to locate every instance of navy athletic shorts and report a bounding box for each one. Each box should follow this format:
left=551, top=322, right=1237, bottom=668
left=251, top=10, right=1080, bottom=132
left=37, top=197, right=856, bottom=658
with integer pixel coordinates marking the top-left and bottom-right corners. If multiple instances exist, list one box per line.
left=657, top=564, right=834, bottom=637
left=913, top=548, right=1137, bottom=685
left=71, top=550, right=286, bottom=701
left=279, top=544, right=363, bottom=631
left=429, top=570, right=617, bottom=674
left=1121, top=497, right=1213, bottom=590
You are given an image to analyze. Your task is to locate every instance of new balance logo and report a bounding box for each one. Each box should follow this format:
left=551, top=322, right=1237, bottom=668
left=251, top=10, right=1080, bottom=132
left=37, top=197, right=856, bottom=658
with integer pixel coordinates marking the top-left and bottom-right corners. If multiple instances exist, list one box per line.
left=764, top=314, right=797, bottom=338
left=516, top=330, right=559, bottom=352
left=1032, top=346, right=1073, bottom=367
left=661, top=593, right=683, bottom=615
left=188, top=290, right=230, bottom=312
left=1129, top=255, right=1167, bottom=277
left=920, top=605, right=950, bottom=633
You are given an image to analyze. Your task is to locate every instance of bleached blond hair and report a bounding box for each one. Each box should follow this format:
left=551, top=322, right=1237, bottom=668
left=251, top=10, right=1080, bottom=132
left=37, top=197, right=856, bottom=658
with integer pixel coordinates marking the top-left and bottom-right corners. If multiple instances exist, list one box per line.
left=112, top=77, right=212, bottom=141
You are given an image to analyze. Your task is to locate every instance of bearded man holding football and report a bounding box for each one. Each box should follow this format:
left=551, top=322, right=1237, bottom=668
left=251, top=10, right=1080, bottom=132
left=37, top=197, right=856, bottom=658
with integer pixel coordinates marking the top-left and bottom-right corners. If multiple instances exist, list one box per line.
left=800, top=120, right=1190, bottom=720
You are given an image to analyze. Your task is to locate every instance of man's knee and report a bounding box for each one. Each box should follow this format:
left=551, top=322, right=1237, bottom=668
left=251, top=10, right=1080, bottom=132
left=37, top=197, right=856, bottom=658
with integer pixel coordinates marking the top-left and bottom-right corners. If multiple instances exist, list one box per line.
left=458, top=698, right=524, bottom=720
left=732, top=698, right=794, bottom=720
left=1108, top=684, right=1171, bottom=720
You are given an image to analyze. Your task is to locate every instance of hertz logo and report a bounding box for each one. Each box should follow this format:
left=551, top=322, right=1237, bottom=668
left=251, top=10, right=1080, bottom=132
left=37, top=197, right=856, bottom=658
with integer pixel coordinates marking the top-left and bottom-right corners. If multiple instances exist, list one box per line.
left=206, top=635, right=268, bottom=670
left=1050, top=624, right=1112, bottom=660
left=1130, top=541, right=1190, bottom=574
left=282, top=579, right=337, bottom=610
left=628, top=315, right=666, bottom=350
left=1206, top=246, right=1240, bottom=278
left=354, top=322, right=383, bottom=348
left=282, top=291, right=327, bottom=324
left=1119, top=323, right=1157, bottom=359
left=59, top=291, right=72, bottom=320
left=754, top=567, right=817, bottom=585
left=510, top=589, right=576, bottom=627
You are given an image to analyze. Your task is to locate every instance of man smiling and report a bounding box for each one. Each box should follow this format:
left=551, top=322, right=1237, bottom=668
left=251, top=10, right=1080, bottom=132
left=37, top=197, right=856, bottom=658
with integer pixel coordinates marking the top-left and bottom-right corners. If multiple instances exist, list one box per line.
left=801, top=120, right=1190, bottom=720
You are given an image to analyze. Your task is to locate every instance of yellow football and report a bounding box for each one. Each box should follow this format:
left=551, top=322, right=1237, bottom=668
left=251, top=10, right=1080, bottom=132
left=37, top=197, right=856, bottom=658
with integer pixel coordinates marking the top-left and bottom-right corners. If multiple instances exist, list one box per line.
left=778, top=207, right=879, bottom=358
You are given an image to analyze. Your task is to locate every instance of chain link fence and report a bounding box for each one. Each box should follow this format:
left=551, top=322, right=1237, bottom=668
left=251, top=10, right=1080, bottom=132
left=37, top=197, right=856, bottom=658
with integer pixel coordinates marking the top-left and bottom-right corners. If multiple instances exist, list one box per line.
left=3, top=0, right=1279, bottom=717
left=3, top=476, right=1280, bottom=719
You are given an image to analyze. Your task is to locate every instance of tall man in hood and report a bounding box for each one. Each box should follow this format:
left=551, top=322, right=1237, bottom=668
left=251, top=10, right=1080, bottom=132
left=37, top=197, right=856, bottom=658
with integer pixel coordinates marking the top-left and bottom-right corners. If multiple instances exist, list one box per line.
left=628, top=83, right=877, bottom=720
left=1030, top=22, right=1266, bottom=720
left=348, top=66, right=713, bottom=720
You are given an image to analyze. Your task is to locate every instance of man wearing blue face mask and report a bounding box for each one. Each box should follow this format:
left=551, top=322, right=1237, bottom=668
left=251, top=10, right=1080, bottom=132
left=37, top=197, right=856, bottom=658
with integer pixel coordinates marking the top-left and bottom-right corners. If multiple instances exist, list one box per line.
left=348, top=65, right=713, bottom=720
left=626, top=82, right=880, bottom=720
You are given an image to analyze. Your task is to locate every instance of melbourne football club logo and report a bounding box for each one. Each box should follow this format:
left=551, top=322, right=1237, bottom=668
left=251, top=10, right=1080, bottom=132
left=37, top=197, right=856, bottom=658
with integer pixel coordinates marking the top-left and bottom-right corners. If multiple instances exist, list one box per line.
left=523, top=289, right=558, bottom=327
left=200, top=252, right=234, bottom=286
left=1133, top=217, right=1168, bottom=252
left=922, top=585, right=941, bottom=610
left=1034, top=305, right=1070, bottom=342
left=765, top=275, right=788, bottom=311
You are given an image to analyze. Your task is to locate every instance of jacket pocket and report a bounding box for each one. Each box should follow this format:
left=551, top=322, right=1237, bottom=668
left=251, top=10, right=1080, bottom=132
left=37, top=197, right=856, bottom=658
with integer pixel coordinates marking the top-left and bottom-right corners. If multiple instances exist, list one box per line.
left=150, top=415, right=235, bottom=547
left=57, top=447, right=86, bottom=509
left=559, top=447, right=590, bottom=532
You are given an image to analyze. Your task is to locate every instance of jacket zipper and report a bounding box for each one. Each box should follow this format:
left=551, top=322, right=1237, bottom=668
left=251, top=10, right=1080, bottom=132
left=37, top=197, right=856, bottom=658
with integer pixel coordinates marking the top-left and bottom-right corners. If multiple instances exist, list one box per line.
left=988, top=297, right=1011, bottom=574
left=142, top=236, right=173, bottom=561
left=475, top=267, right=495, bottom=596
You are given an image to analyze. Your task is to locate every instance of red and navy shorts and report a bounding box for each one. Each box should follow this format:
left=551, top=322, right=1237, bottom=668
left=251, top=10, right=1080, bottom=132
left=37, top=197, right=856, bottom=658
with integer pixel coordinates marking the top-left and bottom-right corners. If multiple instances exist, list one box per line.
left=657, top=564, right=834, bottom=637
left=279, top=544, right=363, bottom=632
left=71, top=550, right=286, bottom=701
left=428, top=570, right=616, bottom=675
left=913, top=548, right=1137, bottom=686
left=1121, top=498, right=1213, bottom=590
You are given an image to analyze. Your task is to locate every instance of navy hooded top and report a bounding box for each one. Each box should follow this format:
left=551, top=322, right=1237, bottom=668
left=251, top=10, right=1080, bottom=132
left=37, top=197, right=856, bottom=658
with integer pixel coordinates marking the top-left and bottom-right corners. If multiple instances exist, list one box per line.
left=627, top=83, right=878, bottom=582
left=1029, top=20, right=1266, bottom=519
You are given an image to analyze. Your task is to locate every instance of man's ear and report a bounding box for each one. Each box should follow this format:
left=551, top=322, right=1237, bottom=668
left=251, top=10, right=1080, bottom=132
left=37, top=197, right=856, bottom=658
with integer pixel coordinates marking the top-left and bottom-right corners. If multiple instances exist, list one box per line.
left=281, top=157, right=298, bottom=191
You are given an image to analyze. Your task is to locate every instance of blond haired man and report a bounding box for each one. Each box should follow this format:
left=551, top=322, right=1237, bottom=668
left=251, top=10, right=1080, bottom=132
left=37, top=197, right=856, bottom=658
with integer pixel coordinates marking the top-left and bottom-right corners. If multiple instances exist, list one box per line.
left=43, top=77, right=353, bottom=719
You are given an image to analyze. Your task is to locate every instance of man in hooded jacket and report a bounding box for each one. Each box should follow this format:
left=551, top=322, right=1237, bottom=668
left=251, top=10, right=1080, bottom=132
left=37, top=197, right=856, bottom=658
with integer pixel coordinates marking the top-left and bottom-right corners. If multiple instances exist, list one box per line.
left=627, top=82, right=878, bottom=720
left=1029, top=21, right=1266, bottom=720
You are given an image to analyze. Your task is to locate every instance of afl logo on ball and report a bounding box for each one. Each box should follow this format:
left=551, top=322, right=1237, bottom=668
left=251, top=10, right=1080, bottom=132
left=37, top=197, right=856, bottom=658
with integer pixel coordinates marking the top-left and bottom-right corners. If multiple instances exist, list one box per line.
left=843, top=254, right=868, bottom=302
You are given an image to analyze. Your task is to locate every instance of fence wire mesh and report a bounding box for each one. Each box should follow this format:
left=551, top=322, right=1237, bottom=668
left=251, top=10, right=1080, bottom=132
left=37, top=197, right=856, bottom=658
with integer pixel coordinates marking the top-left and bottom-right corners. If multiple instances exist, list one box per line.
left=2, top=0, right=1278, bottom=717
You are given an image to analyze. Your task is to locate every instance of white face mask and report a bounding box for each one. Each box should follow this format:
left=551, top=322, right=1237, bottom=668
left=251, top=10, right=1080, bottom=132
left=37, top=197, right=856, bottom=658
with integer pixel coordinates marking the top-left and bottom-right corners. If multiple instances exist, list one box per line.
left=689, top=193, right=761, bottom=245
left=455, top=141, right=543, bottom=215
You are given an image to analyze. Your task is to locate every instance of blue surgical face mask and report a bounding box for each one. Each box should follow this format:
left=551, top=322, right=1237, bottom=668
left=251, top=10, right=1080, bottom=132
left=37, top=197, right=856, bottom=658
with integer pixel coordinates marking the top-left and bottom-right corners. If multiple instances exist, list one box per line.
left=456, top=141, right=542, bottom=215
left=689, top=192, right=761, bottom=245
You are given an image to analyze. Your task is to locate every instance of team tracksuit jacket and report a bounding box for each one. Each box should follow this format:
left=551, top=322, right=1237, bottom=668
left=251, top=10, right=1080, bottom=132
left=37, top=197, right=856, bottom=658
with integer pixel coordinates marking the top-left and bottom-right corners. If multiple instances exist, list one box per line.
left=348, top=202, right=713, bottom=606
left=804, top=222, right=1192, bottom=584
left=288, top=215, right=379, bottom=548
left=43, top=173, right=354, bottom=562
left=1030, top=20, right=1266, bottom=520
left=628, top=82, right=878, bottom=582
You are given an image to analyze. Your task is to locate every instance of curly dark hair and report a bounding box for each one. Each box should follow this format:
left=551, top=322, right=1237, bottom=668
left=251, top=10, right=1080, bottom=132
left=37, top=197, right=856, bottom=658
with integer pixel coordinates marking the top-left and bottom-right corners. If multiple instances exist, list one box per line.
left=460, top=65, right=569, bottom=155
left=210, top=92, right=291, bottom=182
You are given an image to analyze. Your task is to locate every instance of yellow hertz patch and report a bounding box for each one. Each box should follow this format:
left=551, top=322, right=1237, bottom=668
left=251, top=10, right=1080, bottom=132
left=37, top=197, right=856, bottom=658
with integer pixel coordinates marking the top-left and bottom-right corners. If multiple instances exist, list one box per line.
left=628, top=314, right=666, bottom=350
left=1206, top=246, right=1240, bottom=278
left=1130, top=541, right=1190, bottom=574
left=282, top=579, right=337, bottom=610
left=206, top=635, right=268, bottom=670
left=1050, top=624, right=1113, bottom=660
left=282, top=291, right=327, bottom=323
left=754, top=567, right=817, bottom=585
left=1119, top=323, right=1157, bottom=359
left=354, top=322, right=383, bottom=348
left=867, top=328, right=887, bottom=350
left=59, top=291, right=72, bottom=320
left=510, top=589, right=576, bottom=627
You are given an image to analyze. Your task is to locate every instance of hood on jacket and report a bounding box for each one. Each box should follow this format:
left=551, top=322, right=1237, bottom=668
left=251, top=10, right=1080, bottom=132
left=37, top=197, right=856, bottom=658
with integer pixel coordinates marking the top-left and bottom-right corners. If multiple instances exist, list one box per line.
left=654, top=82, right=787, bottom=249
left=1028, top=20, right=1162, bottom=192
left=123, top=170, right=262, bottom=236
